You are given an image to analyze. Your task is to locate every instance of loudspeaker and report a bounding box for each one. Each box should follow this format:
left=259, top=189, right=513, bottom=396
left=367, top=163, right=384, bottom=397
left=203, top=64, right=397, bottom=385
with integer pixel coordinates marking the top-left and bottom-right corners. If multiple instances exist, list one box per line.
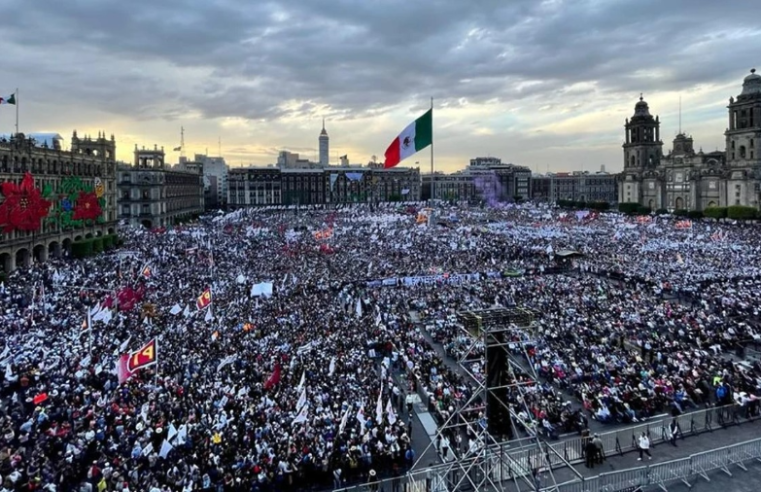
left=486, top=333, right=513, bottom=440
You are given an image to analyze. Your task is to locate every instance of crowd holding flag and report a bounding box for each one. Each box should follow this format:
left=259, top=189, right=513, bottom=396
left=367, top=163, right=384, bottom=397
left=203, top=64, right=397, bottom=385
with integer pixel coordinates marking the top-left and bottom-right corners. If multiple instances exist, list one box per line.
left=263, top=362, right=281, bottom=390
left=196, top=287, right=212, bottom=310
left=117, top=338, right=158, bottom=384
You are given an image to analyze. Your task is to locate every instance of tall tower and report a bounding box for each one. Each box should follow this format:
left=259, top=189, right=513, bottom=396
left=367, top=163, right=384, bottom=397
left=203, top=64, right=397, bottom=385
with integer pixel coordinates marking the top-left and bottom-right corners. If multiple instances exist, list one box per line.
left=725, top=69, right=761, bottom=206
left=319, top=118, right=329, bottom=166
left=623, top=95, right=662, bottom=170
left=619, top=95, right=663, bottom=206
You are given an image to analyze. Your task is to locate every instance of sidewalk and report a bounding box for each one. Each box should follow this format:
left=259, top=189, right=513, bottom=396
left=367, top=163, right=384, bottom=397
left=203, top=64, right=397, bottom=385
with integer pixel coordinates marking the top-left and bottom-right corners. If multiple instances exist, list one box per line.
left=540, top=419, right=761, bottom=490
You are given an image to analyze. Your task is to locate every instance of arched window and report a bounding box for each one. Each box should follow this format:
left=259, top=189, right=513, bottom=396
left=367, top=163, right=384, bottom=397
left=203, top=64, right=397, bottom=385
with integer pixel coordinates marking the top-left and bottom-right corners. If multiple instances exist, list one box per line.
left=630, top=155, right=636, bottom=167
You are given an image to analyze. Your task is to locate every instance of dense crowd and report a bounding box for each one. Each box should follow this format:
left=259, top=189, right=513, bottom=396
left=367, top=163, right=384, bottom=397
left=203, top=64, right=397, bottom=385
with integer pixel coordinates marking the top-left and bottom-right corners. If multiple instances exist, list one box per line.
left=1, top=203, right=761, bottom=491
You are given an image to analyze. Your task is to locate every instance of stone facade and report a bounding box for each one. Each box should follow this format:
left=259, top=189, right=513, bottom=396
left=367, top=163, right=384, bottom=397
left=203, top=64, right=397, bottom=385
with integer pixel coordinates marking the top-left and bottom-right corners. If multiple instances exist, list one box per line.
left=117, top=146, right=205, bottom=228
left=0, top=131, right=118, bottom=272
left=531, top=172, right=618, bottom=203
left=619, top=69, right=761, bottom=210
left=227, top=164, right=420, bottom=207
left=422, top=160, right=532, bottom=202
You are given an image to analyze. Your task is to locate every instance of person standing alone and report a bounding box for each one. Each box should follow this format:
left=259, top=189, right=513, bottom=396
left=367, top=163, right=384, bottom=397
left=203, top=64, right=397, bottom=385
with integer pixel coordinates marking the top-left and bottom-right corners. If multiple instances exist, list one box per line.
left=638, top=433, right=652, bottom=461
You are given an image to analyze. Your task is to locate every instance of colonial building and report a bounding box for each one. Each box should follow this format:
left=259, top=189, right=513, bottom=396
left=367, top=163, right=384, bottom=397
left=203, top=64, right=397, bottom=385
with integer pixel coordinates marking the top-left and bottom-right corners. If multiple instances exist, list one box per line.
left=118, top=146, right=204, bottom=228
left=227, top=164, right=420, bottom=207
left=0, top=131, right=118, bottom=272
left=531, top=171, right=618, bottom=203
left=422, top=159, right=532, bottom=202
left=618, top=69, right=761, bottom=210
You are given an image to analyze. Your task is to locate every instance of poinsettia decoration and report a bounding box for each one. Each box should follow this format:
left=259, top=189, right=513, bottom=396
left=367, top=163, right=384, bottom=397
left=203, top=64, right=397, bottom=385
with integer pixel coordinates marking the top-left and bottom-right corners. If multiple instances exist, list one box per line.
left=72, top=191, right=102, bottom=221
left=0, top=172, right=52, bottom=233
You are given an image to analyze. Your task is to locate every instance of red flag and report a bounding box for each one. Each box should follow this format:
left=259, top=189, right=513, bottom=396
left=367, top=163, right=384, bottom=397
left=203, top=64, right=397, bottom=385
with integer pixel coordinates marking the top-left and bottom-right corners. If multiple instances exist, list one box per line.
left=33, top=393, right=48, bottom=405
left=117, top=354, right=133, bottom=384
left=118, top=339, right=158, bottom=384
left=264, top=362, right=281, bottom=390
left=196, top=288, right=212, bottom=310
left=127, top=339, right=157, bottom=372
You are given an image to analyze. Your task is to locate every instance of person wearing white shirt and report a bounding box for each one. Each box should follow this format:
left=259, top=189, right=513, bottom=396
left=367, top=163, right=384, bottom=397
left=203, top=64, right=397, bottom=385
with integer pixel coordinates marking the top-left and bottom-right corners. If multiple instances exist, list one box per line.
left=637, top=433, right=652, bottom=461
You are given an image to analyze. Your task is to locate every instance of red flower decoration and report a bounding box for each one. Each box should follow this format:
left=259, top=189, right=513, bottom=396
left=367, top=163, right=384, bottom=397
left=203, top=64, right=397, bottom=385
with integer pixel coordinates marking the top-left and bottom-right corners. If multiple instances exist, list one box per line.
left=0, top=172, right=51, bottom=233
left=72, top=191, right=102, bottom=221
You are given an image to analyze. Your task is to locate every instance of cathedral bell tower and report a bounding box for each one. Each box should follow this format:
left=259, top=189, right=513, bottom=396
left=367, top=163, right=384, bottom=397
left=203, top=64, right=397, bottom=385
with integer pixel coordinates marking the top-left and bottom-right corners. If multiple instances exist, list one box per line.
left=725, top=69, right=761, bottom=206
left=623, top=95, right=662, bottom=170
left=619, top=95, right=663, bottom=206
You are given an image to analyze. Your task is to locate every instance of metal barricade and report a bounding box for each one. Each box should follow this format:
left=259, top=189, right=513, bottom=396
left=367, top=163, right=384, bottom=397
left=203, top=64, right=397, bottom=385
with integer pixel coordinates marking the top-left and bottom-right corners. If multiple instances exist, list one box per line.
left=597, top=465, right=648, bottom=491
left=647, top=458, right=692, bottom=490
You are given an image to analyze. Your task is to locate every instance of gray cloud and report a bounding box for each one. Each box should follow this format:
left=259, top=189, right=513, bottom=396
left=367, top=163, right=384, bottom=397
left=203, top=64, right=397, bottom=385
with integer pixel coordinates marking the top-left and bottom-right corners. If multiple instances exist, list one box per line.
left=1, top=0, right=759, bottom=136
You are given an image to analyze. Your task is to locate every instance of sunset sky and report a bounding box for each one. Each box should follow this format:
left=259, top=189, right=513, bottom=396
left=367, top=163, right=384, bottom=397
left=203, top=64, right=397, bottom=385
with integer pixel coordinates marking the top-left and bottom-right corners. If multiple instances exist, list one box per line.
left=0, top=0, right=759, bottom=173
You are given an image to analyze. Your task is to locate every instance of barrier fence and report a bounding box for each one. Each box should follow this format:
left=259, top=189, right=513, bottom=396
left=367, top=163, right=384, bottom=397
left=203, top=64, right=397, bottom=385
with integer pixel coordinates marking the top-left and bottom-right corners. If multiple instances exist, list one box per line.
left=332, top=403, right=760, bottom=492
left=550, top=436, right=761, bottom=492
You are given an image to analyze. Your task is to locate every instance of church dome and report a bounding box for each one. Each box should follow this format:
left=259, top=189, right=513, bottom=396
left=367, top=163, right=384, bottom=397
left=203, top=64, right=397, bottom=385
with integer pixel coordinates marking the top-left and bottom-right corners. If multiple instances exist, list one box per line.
left=633, top=96, right=651, bottom=117
left=741, top=68, right=761, bottom=96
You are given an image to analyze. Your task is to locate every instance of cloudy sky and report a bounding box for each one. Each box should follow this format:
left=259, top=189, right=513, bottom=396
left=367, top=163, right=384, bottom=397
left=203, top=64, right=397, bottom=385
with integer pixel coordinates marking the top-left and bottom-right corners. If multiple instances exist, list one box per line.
left=0, top=0, right=758, bottom=173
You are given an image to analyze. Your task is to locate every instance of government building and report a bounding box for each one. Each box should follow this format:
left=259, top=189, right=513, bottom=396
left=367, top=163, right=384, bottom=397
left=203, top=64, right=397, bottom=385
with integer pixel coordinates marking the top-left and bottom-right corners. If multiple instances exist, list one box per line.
left=228, top=122, right=421, bottom=207
left=0, top=131, right=118, bottom=272
left=619, top=69, right=761, bottom=210
left=117, top=146, right=205, bottom=228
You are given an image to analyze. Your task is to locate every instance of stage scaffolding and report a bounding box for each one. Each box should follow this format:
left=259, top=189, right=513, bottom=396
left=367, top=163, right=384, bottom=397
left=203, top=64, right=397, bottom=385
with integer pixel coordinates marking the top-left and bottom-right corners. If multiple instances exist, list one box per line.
left=411, top=307, right=567, bottom=491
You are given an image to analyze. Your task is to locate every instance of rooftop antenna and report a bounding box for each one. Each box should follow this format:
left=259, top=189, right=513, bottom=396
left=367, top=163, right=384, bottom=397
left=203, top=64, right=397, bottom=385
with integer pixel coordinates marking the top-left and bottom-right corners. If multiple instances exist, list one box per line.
left=218, top=137, right=222, bottom=157
left=678, top=96, right=682, bottom=135
left=180, top=126, right=185, bottom=159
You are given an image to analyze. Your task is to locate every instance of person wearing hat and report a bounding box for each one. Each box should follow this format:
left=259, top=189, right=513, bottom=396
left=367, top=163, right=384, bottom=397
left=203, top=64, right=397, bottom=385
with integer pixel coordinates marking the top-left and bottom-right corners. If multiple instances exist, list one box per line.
left=368, top=469, right=378, bottom=492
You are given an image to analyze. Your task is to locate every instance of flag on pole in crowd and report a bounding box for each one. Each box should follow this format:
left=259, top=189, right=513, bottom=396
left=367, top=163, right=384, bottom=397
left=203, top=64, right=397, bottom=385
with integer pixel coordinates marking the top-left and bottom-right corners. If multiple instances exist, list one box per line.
left=383, top=108, right=432, bottom=169
left=338, top=406, right=350, bottom=434
left=328, top=357, right=336, bottom=376
left=291, top=404, right=308, bottom=426
left=356, top=406, right=366, bottom=427
left=196, top=287, right=212, bottom=310
left=167, top=422, right=179, bottom=442
left=169, top=304, right=182, bottom=315
left=375, top=383, right=384, bottom=423
left=355, top=298, right=362, bottom=318
left=264, top=362, right=281, bottom=390
left=141, top=263, right=153, bottom=278
left=296, top=370, right=306, bottom=391
left=296, top=387, right=307, bottom=412
left=216, top=354, right=236, bottom=372
left=118, top=338, right=158, bottom=384
left=204, top=307, right=214, bottom=322
left=159, top=440, right=173, bottom=459
left=386, top=398, right=397, bottom=425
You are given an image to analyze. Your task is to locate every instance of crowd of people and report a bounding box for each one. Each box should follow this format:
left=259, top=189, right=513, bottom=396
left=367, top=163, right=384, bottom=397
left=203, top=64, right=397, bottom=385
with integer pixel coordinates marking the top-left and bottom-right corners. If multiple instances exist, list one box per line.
left=1, top=202, right=761, bottom=491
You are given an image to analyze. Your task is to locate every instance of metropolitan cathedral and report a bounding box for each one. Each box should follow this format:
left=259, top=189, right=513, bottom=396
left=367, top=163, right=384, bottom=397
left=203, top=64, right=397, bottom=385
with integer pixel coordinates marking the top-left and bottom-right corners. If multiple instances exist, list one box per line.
left=619, top=69, right=761, bottom=210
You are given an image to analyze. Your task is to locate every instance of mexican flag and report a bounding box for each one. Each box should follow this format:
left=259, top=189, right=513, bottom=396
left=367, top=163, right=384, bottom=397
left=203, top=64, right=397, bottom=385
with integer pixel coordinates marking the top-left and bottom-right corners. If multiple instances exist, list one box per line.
left=384, top=109, right=432, bottom=169
left=0, top=94, right=15, bottom=105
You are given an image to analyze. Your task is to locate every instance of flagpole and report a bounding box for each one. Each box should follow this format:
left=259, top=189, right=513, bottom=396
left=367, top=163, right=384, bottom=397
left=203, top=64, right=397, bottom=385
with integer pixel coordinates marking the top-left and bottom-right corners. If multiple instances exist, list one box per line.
left=15, top=88, right=19, bottom=135
left=430, top=97, right=434, bottom=202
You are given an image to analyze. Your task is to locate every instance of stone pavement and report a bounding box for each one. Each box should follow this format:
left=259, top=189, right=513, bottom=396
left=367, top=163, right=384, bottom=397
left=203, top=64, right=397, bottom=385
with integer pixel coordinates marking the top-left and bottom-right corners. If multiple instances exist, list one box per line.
left=535, top=418, right=761, bottom=491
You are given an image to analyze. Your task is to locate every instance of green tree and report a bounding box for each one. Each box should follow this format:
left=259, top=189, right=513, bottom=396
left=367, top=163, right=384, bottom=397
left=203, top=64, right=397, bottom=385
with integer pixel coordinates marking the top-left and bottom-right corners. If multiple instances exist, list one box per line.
left=703, top=207, right=727, bottom=219
left=727, top=205, right=757, bottom=220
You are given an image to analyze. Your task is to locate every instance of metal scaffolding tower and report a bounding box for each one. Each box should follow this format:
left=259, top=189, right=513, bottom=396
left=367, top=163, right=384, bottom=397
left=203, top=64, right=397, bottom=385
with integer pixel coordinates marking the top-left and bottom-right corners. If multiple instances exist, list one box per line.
left=412, top=307, right=562, bottom=491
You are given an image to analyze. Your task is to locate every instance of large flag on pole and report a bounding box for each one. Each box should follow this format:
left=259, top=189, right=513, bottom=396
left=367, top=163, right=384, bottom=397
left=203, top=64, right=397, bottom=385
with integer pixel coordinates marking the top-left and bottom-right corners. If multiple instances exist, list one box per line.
left=0, top=94, right=15, bottom=105
left=383, top=109, right=432, bottom=169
